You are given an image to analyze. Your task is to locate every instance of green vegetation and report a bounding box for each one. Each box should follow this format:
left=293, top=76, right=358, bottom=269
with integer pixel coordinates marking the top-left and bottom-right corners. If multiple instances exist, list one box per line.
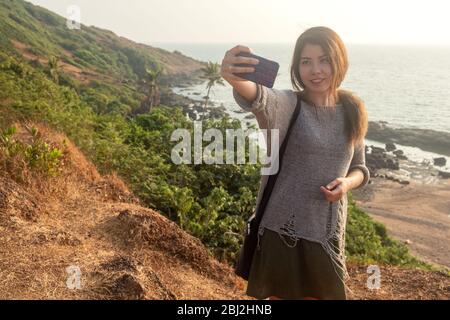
left=47, top=55, right=59, bottom=84
left=0, top=0, right=433, bottom=270
left=0, top=125, right=64, bottom=182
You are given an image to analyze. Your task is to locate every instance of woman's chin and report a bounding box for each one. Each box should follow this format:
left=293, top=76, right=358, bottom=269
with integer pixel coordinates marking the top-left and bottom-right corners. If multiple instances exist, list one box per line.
left=306, top=86, right=330, bottom=93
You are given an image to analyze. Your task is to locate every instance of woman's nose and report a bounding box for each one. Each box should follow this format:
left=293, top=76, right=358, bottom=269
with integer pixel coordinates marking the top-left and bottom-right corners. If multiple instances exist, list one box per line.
left=311, top=63, right=322, bottom=74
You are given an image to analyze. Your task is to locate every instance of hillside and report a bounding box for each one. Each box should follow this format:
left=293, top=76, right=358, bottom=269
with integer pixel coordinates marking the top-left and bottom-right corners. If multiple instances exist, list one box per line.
left=0, top=0, right=205, bottom=116
left=0, top=0, right=205, bottom=80
left=0, top=123, right=246, bottom=299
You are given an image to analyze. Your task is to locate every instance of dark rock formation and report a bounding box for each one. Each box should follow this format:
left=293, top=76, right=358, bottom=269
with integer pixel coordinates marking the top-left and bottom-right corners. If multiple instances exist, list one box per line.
left=367, top=121, right=450, bottom=157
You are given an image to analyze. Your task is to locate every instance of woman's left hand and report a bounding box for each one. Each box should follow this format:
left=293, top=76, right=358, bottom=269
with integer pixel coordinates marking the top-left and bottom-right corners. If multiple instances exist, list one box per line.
left=320, top=177, right=349, bottom=202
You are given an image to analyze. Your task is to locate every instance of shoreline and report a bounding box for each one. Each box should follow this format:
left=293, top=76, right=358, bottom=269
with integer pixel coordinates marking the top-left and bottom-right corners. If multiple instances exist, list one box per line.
left=352, top=174, right=450, bottom=270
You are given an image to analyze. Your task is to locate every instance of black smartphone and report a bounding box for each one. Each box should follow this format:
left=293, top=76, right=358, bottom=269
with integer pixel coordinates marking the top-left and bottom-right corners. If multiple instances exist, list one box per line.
left=233, top=52, right=280, bottom=88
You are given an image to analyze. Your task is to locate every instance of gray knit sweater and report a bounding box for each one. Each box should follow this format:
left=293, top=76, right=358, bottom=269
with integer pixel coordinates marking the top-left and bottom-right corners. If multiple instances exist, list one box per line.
left=233, top=84, right=370, bottom=281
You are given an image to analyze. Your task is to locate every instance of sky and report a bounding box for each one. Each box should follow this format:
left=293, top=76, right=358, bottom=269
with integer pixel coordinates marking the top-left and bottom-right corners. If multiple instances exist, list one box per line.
left=28, top=0, right=450, bottom=46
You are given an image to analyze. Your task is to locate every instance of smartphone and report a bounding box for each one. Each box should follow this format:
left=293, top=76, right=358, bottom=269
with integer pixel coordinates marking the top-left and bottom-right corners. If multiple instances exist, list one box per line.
left=233, top=52, right=280, bottom=88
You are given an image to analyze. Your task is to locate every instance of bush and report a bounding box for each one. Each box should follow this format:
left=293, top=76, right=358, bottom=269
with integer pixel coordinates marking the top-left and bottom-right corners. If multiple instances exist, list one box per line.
left=0, top=126, right=64, bottom=182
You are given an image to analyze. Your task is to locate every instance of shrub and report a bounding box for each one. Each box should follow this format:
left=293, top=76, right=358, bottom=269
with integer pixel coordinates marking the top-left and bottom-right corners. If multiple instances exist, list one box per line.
left=0, top=126, right=64, bottom=182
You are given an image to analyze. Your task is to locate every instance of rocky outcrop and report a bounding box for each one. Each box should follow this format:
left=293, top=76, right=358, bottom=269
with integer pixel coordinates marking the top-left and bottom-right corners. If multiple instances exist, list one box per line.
left=367, top=121, right=450, bottom=157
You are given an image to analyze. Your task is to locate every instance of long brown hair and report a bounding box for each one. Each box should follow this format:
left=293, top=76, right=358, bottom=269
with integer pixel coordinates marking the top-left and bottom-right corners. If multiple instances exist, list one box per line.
left=290, top=26, right=368, bottom=146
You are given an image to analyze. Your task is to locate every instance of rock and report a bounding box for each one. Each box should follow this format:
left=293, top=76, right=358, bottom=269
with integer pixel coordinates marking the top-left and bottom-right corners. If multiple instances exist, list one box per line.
left=386, top=158, right=400, bottom=170
left=438, top=171, right=450, bottom=179
left=405, top=239, right=412, bottom=245
left=366, top=150, right=394, bottom=174
left=433, top=157, right=447, bottom=167
left=367, top=121, right=450, bottom=157
left=393, top=150, right=404, bottom=156
left=399, top=180, right=410, bottom=185
left=371, top=146, right=385, bottom=154
left=386, top=143, right=397, bottom=152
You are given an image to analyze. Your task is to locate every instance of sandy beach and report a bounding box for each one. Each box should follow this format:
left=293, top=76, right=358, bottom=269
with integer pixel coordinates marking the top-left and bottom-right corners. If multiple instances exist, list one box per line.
left=352, top=167, right=450, bottom=269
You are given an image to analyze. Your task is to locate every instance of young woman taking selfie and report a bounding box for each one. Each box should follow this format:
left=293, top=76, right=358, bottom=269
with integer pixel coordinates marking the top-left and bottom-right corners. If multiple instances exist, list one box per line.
left=220, top=26, right=370, bottom=300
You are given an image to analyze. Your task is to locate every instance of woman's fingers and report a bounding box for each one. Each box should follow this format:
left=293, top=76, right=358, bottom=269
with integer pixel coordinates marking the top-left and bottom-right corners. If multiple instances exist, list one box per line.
left=320, top=186, right=342, bottom=202
left=231, top=56, right=260, bottom=65
left=221, top=64, right=255, bottom=78
left=224, top=73, right=250, bottom=82
left=228, top=65, right=256, bottom=74
left=221, top=45, right=256, bottom=82
left=228, top=45, right=253, bottom=55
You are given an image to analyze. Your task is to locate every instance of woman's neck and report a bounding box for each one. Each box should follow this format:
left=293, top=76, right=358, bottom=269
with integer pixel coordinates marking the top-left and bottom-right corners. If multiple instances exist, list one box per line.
left=303, top=90, right=337, bottom=107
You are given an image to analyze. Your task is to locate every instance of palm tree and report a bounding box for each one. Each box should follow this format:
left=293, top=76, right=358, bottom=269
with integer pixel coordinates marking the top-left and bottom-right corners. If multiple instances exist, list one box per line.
left=200, top=62, right=225, bottom=121
left=143, top=66, right=163, bottom=112
left=48, top=56, right=59, bottom=84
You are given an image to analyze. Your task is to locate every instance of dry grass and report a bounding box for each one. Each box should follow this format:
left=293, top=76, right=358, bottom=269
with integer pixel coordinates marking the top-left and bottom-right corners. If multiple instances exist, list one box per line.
left=0, top=123, right=247, bottom=299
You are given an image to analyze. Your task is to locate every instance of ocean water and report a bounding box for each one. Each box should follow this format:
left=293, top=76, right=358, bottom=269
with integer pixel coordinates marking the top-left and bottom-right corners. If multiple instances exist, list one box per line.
left=152, top=42, right=450, bottom=171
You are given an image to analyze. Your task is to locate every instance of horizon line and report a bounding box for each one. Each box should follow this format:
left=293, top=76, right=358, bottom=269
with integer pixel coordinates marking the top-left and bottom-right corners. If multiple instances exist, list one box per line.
left=148, top=41, right=450, bottom=48
left=149, top=41, right=450, bottom=48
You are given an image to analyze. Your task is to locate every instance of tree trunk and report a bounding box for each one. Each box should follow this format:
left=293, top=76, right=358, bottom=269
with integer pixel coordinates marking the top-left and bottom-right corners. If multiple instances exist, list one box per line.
left=202, top=86, right=212, bottom=121
left=147, top=85, right=154, bottom=112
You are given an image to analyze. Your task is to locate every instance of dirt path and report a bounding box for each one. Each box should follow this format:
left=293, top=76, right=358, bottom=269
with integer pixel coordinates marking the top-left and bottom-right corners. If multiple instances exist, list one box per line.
left=352, top=175, right=450, bottom=269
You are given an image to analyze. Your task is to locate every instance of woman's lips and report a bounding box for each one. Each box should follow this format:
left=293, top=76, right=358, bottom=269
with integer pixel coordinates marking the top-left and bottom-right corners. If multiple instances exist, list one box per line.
left=311, top=79, right=324, bottom=85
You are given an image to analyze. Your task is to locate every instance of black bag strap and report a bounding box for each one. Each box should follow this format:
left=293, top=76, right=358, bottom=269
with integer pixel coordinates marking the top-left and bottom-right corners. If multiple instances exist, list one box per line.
left=251, top=92, right=303, bottom=227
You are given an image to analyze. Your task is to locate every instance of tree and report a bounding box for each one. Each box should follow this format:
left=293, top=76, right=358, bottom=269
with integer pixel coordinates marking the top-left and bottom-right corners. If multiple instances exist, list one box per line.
left=142, top=66, right=163, bottom=112
left=47, top=56, right=59, bottom=84
left=199, top=62, right=225, bottom=121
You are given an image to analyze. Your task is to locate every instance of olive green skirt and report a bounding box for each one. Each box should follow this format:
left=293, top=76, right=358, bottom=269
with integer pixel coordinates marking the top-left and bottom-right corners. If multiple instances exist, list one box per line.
left=246, top=228, right=347, bottom=300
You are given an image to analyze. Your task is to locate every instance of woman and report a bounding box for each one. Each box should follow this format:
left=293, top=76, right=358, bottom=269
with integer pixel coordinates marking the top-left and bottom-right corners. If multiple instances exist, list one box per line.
left=220, top=27, right=370, bottom=300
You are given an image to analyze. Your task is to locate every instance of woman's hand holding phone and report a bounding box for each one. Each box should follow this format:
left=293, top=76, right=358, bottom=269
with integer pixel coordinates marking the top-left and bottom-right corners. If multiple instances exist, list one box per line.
left=220, top=45, right=260, bottom=84
left=220, top=45, right=260, bottom=103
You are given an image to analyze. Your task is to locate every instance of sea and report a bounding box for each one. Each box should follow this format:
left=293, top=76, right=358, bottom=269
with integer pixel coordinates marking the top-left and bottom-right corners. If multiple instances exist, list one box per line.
left=151, top=42, right=450, bottom=173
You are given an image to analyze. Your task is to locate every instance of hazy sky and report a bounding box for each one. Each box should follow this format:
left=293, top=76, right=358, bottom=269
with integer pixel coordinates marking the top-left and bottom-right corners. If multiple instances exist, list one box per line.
left=28, top=0, right=450, bottom=46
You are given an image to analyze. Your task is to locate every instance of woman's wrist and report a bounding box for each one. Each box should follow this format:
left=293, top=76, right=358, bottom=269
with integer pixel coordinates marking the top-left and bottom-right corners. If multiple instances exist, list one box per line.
left=344, top=170, right=365, bottom=191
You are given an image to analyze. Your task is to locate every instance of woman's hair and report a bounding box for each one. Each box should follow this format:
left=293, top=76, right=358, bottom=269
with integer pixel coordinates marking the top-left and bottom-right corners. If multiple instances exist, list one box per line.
left=290, top=26, right=368, bottom=146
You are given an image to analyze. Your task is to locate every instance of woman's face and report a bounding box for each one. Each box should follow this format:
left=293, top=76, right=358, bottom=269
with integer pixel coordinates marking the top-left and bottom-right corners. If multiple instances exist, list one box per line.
left=298, top=44, right=333, bottom=94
